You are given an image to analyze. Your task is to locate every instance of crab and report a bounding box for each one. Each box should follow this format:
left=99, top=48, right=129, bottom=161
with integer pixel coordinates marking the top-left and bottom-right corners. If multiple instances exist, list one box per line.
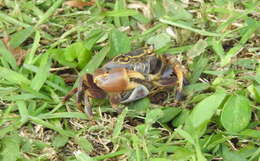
left=63, top=47, right=187, bottom=117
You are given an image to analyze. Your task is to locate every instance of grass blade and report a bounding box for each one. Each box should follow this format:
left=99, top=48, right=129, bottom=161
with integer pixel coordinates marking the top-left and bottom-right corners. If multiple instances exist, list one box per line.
left=221, top=95, right=252, bottom=132
left=80, top=46, right=110, bottom=74
left=0, top=11, right=31, bottom=28
left=31, top=54, right=51, bottom=91
left=160, top=17, right=221, bottom=37
left=220, top=44, right=243, bottom=66
left=16, top=101, right=29, bottom=123
left=35, top=0, right=64, bottom=27
left=38, top=112, right=87, bottom=119
left=25, top=30, right=41, bottom=64
left=0, top=66, right=30, bottom=85
left=112, top=108, right=128, bottom=140
left=104, top=9, right=138, bottom=17
left=9, top=27, right=34, bottom=48
left=189, top=92, right=226, bottom=128
left=94, top=149, right=128, bottom=160
left=29, top=116, right=74, bottom=137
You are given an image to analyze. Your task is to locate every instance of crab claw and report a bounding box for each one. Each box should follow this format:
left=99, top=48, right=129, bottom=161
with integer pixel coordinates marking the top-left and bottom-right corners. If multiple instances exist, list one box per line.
left=120, top=85, right=149, bottom=103
left=93, top=68, right=145, bottom=93
left=94, top=68, right=129, bottom=92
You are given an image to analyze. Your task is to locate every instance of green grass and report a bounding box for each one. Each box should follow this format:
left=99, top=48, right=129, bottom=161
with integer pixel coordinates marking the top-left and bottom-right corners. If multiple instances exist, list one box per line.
left=0, top=0, right=259, bottom=161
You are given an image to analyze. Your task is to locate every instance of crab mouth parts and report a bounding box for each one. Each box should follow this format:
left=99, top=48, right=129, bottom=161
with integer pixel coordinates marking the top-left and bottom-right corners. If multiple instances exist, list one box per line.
left=120, top=85, right=149, bottom=103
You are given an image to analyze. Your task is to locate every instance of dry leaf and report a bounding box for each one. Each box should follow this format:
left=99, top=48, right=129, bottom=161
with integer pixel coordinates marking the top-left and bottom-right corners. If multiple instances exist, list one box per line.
left=2, top=37, right=27, bottom=65
left=128, top=1, right=152, bottom=19
left=0, top=0, right=5, bottom=7
left=64, top=0, right=94, bottom=9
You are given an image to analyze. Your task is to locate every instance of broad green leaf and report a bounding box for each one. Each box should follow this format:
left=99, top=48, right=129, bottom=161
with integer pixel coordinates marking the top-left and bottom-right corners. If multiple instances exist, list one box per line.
left=172, top=147, right=194, bottom=161
left=175, top=128, right=195, bottom=145
left=221, top=95, right=252, bottom=132
left=77, top=49, right=91, bottom=69
left=50, top=48, right=77, bottom=68
left=108, top=29, right=131, bottom=58
left=159, top=107, right=181, bottom=123
left=189, top=56, right=208, bottom=84
left=64, top=42, right=83, bottom=61
left=147, top=33, right=171, bottom=49
left=74, top=151, right=95, bottom=161
left=145, top=109, right=164, bottom=124
left=0, top=135, right=22, bottom=161
left=222, top=145, right=247, bottom=161
left=129, top=98, right=150, bottom=112
left=9, top=26, right=34, bottom=48
left=172, top=109, right=190, bottom=127
left=185, top=83, right=210, bottom=95
left=0, top=40, right=18, bottom=70
left=240, top=129, right=260, bottom=138
left=112, top=108, right=128, bottom=139
left=205, top=134, right=226, bottom=150
left=187, top=39, right=208, bottom=59
left=52, top=135, right=68, bottom=148
left=189, top=92, right=226, bottom=128
left=75, top=137, right=93, bottom=153
left=0, top=66, right=30, bottom=85
left=64, top=41, right=91, bottom=69
left=247, top=85, right=260, bottom=103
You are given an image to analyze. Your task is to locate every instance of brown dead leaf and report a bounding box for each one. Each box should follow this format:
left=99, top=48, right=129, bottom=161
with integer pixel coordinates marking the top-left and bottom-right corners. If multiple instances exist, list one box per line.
left=2, top=37, right=27, bottom=65
left=0, top=1, right=5, bottom=7
left=128, top=1, right=152, bottom=19
left=64, top=0, right=95, bottom=9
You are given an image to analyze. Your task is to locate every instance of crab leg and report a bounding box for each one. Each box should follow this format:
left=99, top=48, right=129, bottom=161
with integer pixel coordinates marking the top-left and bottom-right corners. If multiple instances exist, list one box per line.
left=109, top=94, right=121, bottom=109
left=63, top=88, right=78, bottom=102
left=75, top=76, right=86, bottom=112
left=166, top=56, right=186, bottom=100
left=84, top=92, right=93, bottom=117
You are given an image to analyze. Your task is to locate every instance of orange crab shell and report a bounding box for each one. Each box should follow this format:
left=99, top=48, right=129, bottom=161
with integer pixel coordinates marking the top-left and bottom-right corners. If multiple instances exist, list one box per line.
left=93, top=68, right=146, bottom=93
